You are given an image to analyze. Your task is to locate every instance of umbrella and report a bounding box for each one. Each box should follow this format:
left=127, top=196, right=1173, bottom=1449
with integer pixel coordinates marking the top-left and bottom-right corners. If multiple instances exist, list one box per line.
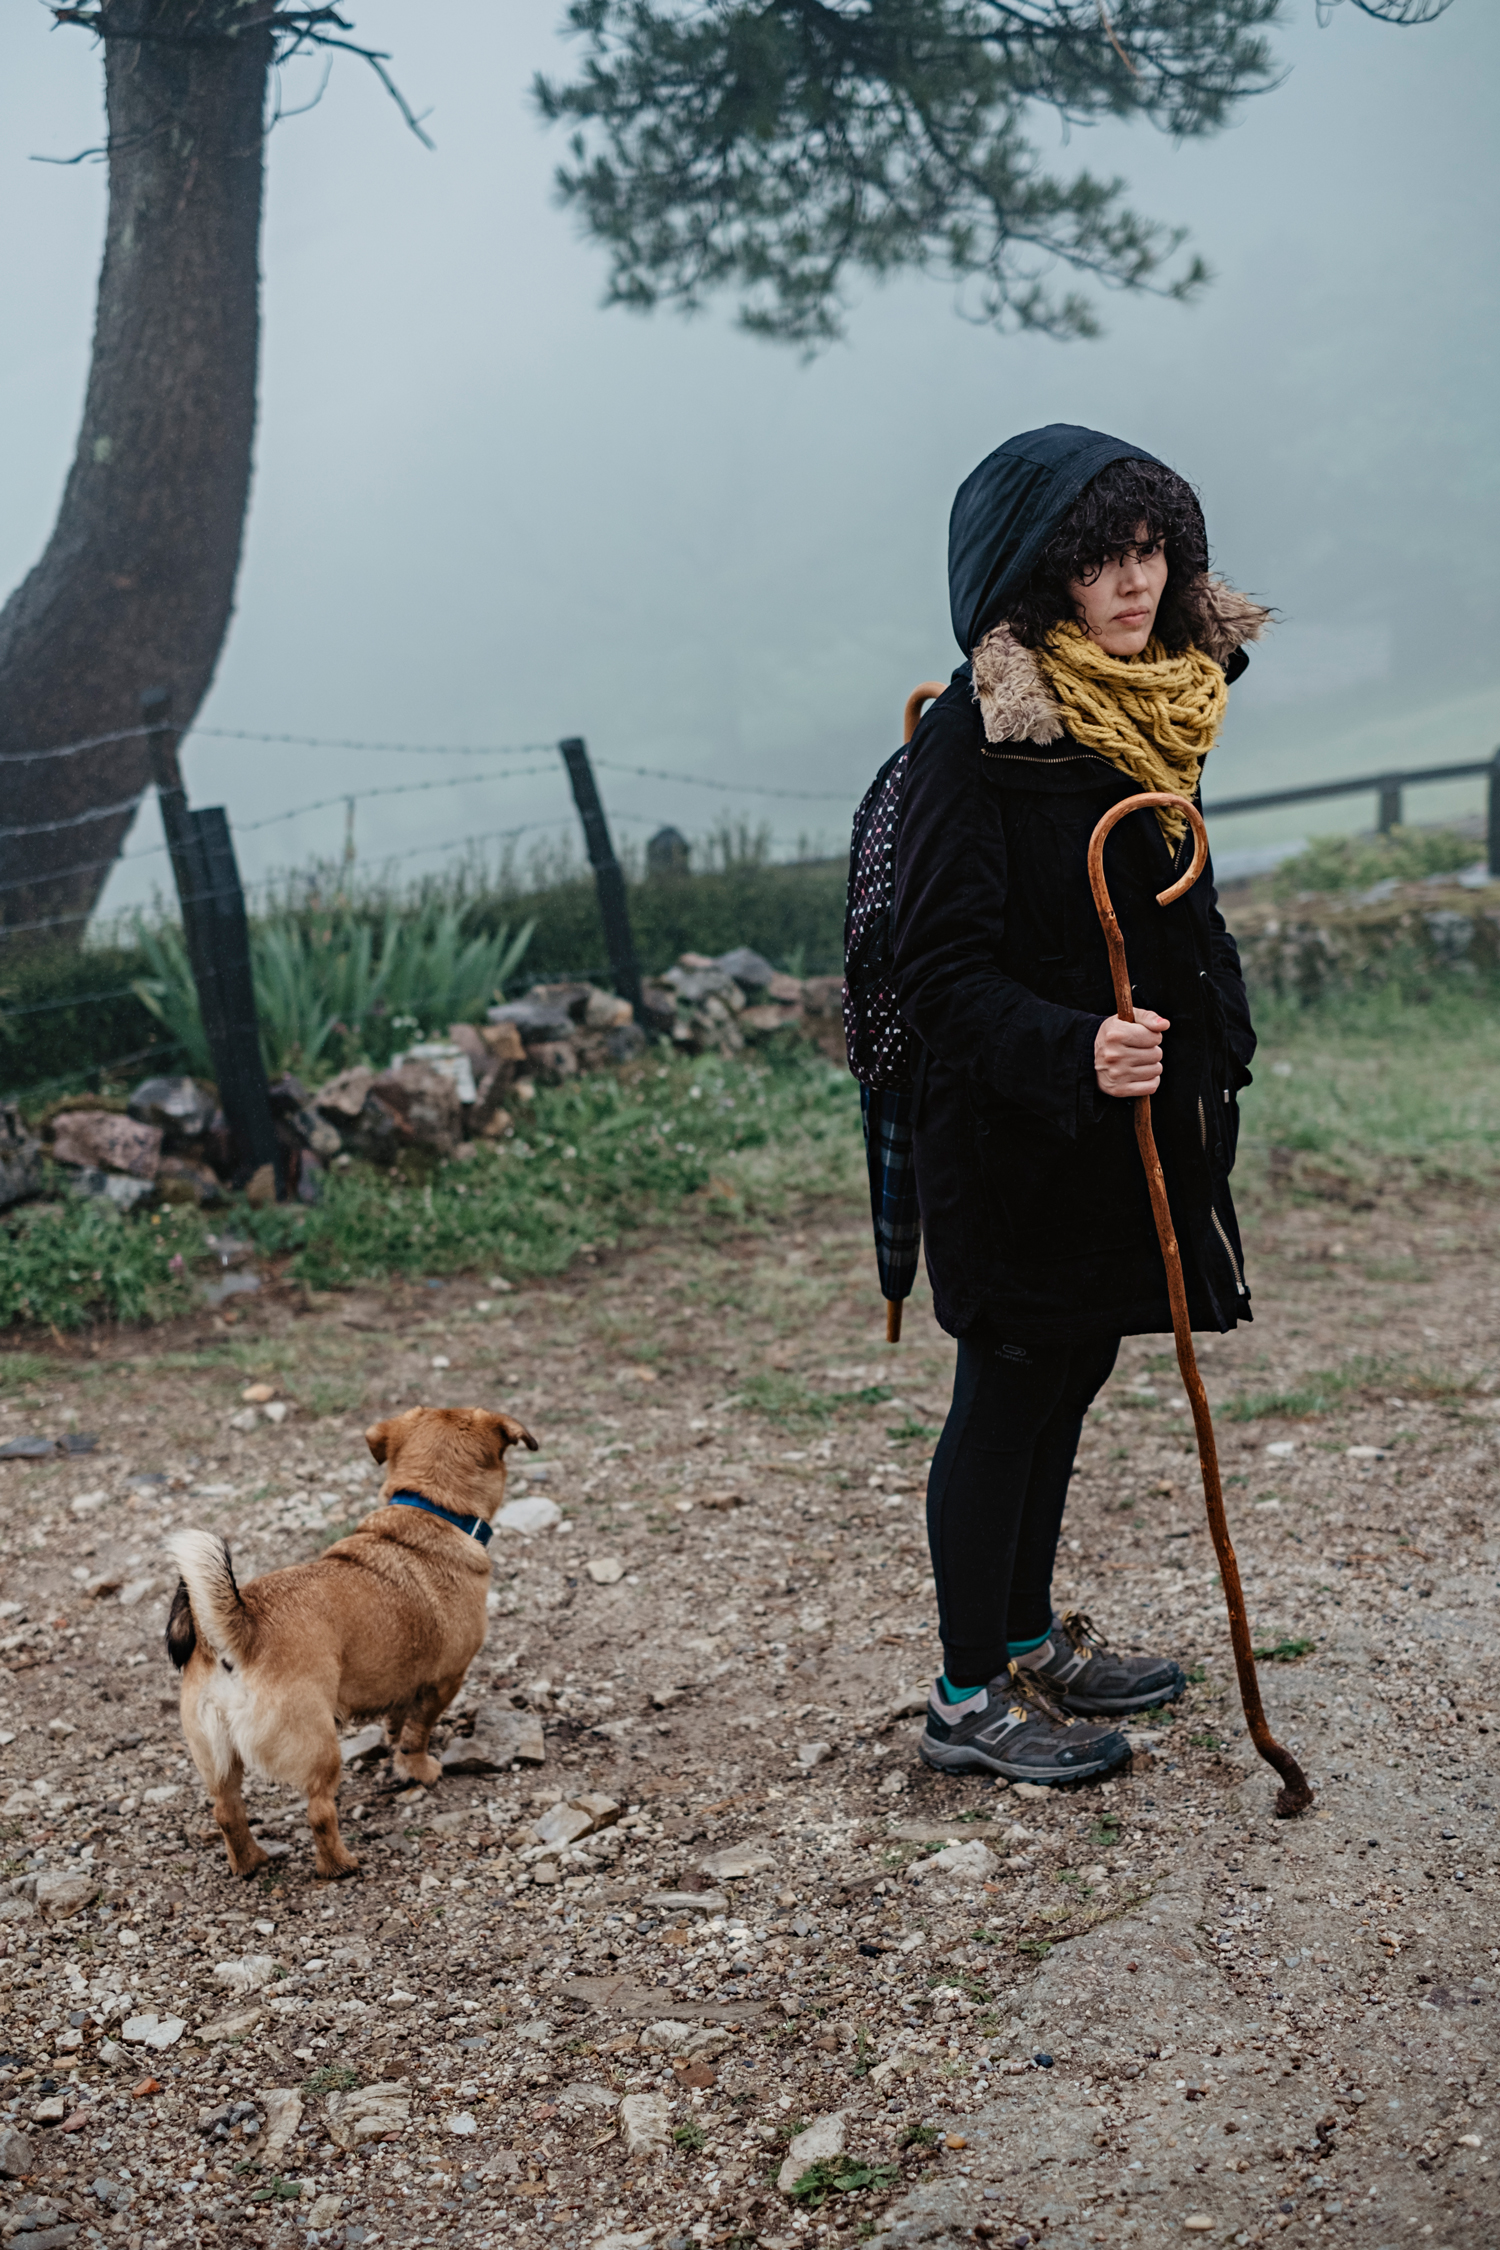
left=1088, top=790, right=1315, bottom=1820
left=862, top=1083, right=921, bottom=1343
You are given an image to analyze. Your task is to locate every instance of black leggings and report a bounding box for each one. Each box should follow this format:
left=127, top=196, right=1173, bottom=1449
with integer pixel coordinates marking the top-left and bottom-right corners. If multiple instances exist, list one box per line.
left=925, top=1329, right=1121, bottom=1685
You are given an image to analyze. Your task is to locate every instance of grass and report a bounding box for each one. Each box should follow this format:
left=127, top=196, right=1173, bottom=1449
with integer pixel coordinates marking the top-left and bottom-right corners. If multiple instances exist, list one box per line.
left=1238, top=987, right=1500, bottom=1189
left=1219, top=1352, right=1476, bottom=1421
left=733, top=1372, right=892, bottom=1429
left=303, top=2062, right=361, bottom=2095
left=0, top=1044, right=862, bottom=1331
left=1253, top=1636, right=1316, bottom=1663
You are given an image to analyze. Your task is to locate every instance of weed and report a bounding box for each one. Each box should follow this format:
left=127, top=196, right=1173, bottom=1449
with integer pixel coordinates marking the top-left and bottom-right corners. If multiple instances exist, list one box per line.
left=303, top=2063, right=361, bottom=2095
left=672, top=2121, right=707, bottom=2151
left=787, top=2157, right=901, bottom=2208
left=1, top=1197, right=204, bottom=1331
left=249, top=2179, right=306, bottom=2204
left=1087, top=1819, right=1122, bottom=1849
left=1188, top=1731, right=1223, bottom=1751
left=1186, top=1664, right=1208, bottom=1683
left=1016, top=1938, right=1052, bottom=1958
left=899, top=2123, right=940, bottom=2150
left=1254, top=1636, right=1315, bottom=1663
left=850, top=2027, right=875, bottom=2077
left=886, top=1415, right=939, bottom=1443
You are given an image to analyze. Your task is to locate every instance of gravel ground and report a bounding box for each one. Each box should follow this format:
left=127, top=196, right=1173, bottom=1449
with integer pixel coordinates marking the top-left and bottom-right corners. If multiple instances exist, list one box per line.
left=0, top=1181, right=1494, bottom=2250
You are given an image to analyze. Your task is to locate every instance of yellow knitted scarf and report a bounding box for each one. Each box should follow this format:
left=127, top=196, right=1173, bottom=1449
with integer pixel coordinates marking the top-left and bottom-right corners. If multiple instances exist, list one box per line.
left=1035, top=622, right=1228, bottom=846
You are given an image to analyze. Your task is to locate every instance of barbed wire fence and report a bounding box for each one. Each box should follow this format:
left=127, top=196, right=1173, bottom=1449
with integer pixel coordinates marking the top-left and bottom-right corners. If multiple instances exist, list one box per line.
left=0, top=698, right=860, bottom=1167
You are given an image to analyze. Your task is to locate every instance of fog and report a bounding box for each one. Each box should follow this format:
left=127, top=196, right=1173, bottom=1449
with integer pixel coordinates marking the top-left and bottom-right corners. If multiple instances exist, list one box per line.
left=1, top=0, right=1496, bottom=917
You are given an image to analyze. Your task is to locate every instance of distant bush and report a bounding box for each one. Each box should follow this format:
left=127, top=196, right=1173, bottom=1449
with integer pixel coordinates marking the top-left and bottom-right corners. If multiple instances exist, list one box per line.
left=1269, top=825, right=1479, bottom=900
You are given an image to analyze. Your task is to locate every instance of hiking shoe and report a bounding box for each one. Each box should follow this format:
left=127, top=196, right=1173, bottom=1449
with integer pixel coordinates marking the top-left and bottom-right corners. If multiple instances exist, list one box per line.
left=918, top=1663, right=1130, bottom=1785
left=1013, top=1610, right=1186, bottom=1718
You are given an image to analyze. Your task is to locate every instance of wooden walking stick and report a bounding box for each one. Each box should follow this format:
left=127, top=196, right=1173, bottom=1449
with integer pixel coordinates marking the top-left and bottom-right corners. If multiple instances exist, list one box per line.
left=1088, top=792, right=1315, bottom=1819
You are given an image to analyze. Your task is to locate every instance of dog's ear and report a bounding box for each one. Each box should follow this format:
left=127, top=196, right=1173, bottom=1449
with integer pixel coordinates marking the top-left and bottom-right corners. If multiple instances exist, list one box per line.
left=365, top=1419, right=393, bottom=1464
left=486, top=1411, right=540, bottom=1455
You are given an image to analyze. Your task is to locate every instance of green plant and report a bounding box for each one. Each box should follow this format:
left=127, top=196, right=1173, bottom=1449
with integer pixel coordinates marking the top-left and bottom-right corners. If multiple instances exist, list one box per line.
left=1253, top=1636, right=1315, bottom=1663
left=1, top=1198, right=203, bottom=1331
left=886, top=1414, right=939, bottom=1442
left=850, top=2027, right=875, bottom=2076
left=787, top=2156, right=900, bottom=2208
left=303, top=2062, right=362, bottom=2095
left=672, top=2120, right=707, bottom=2151
left=899, top=2123, right=939, bottom=2150
left=1269, top=825, right=1479, bottom=901
left=132, top=897, right=535, bottom=1080
left=1016, top=1937, right=1052, bottom=1958
left=1188, top=1731, right=1223, bottom=1750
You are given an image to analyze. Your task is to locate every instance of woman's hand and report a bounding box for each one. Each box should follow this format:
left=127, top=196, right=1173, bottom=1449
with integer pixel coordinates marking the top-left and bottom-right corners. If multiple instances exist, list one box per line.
left=1095, top=1008, right=1169, bottom=1099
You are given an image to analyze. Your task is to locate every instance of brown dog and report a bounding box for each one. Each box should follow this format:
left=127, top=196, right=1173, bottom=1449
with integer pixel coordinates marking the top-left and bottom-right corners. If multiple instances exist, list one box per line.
left=166, top=1404, right=537, bottom=1879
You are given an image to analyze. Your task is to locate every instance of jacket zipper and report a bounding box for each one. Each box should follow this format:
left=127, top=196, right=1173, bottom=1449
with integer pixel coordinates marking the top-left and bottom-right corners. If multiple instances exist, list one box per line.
left=1211, top=1205, right=1247, bottom=1295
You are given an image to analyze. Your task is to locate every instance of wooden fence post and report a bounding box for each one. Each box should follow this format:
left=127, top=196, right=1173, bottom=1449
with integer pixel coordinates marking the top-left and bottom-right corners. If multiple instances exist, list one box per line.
left=557, top=737, right=644, bottom=1019
left=142, top=689, right=281, bottom=1193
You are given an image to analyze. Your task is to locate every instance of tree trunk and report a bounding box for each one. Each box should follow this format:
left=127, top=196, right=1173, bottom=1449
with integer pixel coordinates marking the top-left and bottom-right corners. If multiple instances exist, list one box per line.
left=0, top=0, right=273, bottom=943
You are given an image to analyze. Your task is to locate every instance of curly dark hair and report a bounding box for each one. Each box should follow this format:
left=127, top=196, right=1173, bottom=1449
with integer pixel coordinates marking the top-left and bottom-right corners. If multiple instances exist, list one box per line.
left=1007, top=456, right=1214, bottom=655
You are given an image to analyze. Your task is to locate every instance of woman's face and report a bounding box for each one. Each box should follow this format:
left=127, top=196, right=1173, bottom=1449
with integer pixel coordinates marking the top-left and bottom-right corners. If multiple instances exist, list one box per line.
left=1068, top=523, right=1169, bottom=656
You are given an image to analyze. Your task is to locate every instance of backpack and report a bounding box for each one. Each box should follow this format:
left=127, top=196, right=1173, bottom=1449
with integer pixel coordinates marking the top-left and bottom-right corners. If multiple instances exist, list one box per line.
left=841, top=682, right=946, bottom=1089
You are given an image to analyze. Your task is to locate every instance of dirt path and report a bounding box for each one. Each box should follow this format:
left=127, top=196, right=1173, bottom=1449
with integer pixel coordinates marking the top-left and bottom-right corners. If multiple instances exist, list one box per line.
left=0, top=1177, right=1494, bottom=2250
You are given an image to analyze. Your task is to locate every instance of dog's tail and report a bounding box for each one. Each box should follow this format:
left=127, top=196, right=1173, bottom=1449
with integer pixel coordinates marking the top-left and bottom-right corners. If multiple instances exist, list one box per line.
left=164, top=1530, right=253, bottom=1673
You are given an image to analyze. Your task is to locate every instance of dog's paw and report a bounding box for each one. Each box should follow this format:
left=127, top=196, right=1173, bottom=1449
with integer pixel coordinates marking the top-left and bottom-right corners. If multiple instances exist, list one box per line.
left=393, top=1752, right=442, bottom=1787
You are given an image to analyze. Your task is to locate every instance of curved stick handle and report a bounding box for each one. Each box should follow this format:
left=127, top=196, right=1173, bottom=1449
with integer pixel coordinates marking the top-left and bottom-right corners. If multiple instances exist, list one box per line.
left=903, top=683, right=947, bottom=745
left=1088, top=793, right=1315, bottom=1820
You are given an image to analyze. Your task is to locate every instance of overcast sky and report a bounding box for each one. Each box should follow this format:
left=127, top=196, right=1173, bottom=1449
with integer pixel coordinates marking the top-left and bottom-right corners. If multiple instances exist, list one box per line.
left=2, top=0, right=1497, bottom=917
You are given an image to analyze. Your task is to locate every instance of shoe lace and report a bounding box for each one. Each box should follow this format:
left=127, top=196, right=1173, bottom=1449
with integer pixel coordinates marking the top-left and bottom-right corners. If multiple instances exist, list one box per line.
left=1058, top=1609, right=1108, bottom=1658
left=1004, top=1660, right=1070, bottom=1725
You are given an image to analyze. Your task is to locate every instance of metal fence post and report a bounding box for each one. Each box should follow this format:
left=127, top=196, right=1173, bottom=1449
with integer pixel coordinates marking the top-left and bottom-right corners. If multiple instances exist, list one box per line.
left=1377, top=779, right=1402, bottom=834
left=142, top=688, right=281, bottom=1192
left=557, top=737, right=644, bottom=1019
left=1489, top=748, right=1500, bottom=879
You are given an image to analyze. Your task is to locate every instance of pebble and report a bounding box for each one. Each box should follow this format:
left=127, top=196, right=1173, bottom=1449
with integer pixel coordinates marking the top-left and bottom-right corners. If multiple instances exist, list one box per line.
left=587, top=1555, right=626, bottom=1584
left=797, top=1741, right=833, bottom=1768
left=619, top=2092, right=672, bottom=2155
left=326, top=2081, right=411, bottom=2149
left=121, top=2012, right=186, bottom=2050
left=778, top=2110, right=846, bottom=2193
left=34, top=1870, right=98, bottom=1919
left=497, top=1494, right=562, bottom=1535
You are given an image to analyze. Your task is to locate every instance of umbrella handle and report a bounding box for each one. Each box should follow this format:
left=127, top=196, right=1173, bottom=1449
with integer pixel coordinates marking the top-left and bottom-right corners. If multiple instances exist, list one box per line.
left=1087, top=792, right=1315, bottom=1820
left=885, top=1299, right=903, bottom=1344
left=904, top=683, right=947, bottom=745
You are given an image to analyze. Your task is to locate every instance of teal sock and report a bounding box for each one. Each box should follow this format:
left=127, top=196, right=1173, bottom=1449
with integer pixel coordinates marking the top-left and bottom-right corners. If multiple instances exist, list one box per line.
left=1008, top=1629, right=1051, bottom=1659
left=938, top=1673, right=987, bottom=1704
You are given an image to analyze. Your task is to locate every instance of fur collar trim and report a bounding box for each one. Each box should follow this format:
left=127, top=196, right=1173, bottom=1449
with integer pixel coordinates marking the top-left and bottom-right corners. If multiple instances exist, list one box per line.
left=971, top=577, right=1271, bottom=747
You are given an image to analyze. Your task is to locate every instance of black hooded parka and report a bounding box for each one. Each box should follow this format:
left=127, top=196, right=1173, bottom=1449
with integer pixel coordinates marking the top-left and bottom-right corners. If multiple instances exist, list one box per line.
left=890, top=425, right=1257, bottom=1344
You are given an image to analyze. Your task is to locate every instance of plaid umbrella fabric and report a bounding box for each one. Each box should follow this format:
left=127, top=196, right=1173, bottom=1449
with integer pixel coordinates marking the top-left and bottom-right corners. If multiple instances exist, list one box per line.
left=860, top=1084, right=921, bottom=1325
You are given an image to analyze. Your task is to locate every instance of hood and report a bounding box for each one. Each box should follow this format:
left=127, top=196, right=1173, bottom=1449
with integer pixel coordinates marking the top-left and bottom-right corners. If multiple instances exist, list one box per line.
left=948, top=422, right=1199, bottom=656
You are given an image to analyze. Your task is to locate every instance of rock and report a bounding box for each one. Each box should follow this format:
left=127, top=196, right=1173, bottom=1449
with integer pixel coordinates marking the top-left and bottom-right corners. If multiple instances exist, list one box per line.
left=445, top=2111, right=478, bottom=2136
left=241, top=1381, right=276, bottom=1403
left=525, top=1038, right=578, bottom=1086
left=618, top=2092, right=672, bottom=2156
left=121, top=2012, right=186, bottom=2051
left=487, top=997, right=575, bottom=1041
left=796, top=1741, right=833, bottom=1769
left=558, top=2082, right=621, bottom=2111
left=0, top=2126, right=33, bottom=2177
left=69, top=1168, right=154, bottom=1213
left=391, top=1040, right=479, bottom=1107
left=531, top=1793, right=619, bottom=1849
left=0, top=1107, right=42, bottom=1212
left=307, top=2194, right=344, bottom=2230
left=340, top=1724, right=388, bottom=1767
left=885, top=1685, right=930, bottom=1720
left=34, top=1871, right=98, bottom=1919
left=127, top=1074, right=218, bottom=1145
left=0, top=1436, right=56, bottom=1460
left=33, top=2094, right=67, bottom=2126
left=326, top=2080, right=410, bottom=2150
left=639, top=2019, right=697, bottom=2054
left=699, top=1841, right=777, bottom=1881
left=155, top=1155, right=225, bottom=1207
left=314, top=1065, right=376, bottom=1120
left=439, top=1704, right=546, bottom=1773
left=715, top=946, right=778, bottom=993
left=798, top=976, right=847, bottom=1063
left=260, top=2089, right=303, bottom=2165
left=514, top=2018, right=554, bottom=2044
left=604, top=1022, right=647, bottom=1064
left=665, top=961, right=744, bottom=1010
left=366, top=1061, right=463, bottom=1158
left=117, top=1577, right=157, bottom=1606
left=641, top=1889, right=729, bottom=1916
left=909, top=1840, right=998, bottom=1886
left=586, top=1555, right=625, bottom=1585
left=497, top=1494, right=561, bottom=1535
left=778, top=2112, right=846, bottom=2193
left=96, top=2040, right=128, bottom=2068
left=50, top=1109, right=161, bottom=1179
left=213, top=1954, right=278, bottom=1995
left=478, top=1019, right=527, bottom=1065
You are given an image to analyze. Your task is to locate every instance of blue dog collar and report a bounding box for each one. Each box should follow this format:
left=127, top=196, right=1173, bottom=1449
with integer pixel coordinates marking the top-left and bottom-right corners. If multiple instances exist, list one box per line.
left=388, top=1490, right=493, bottom=1547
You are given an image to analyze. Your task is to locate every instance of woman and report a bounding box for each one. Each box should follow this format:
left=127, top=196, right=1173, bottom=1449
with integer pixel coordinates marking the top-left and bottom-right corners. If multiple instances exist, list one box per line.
left=891, top=423, right=1266, bottom=1785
